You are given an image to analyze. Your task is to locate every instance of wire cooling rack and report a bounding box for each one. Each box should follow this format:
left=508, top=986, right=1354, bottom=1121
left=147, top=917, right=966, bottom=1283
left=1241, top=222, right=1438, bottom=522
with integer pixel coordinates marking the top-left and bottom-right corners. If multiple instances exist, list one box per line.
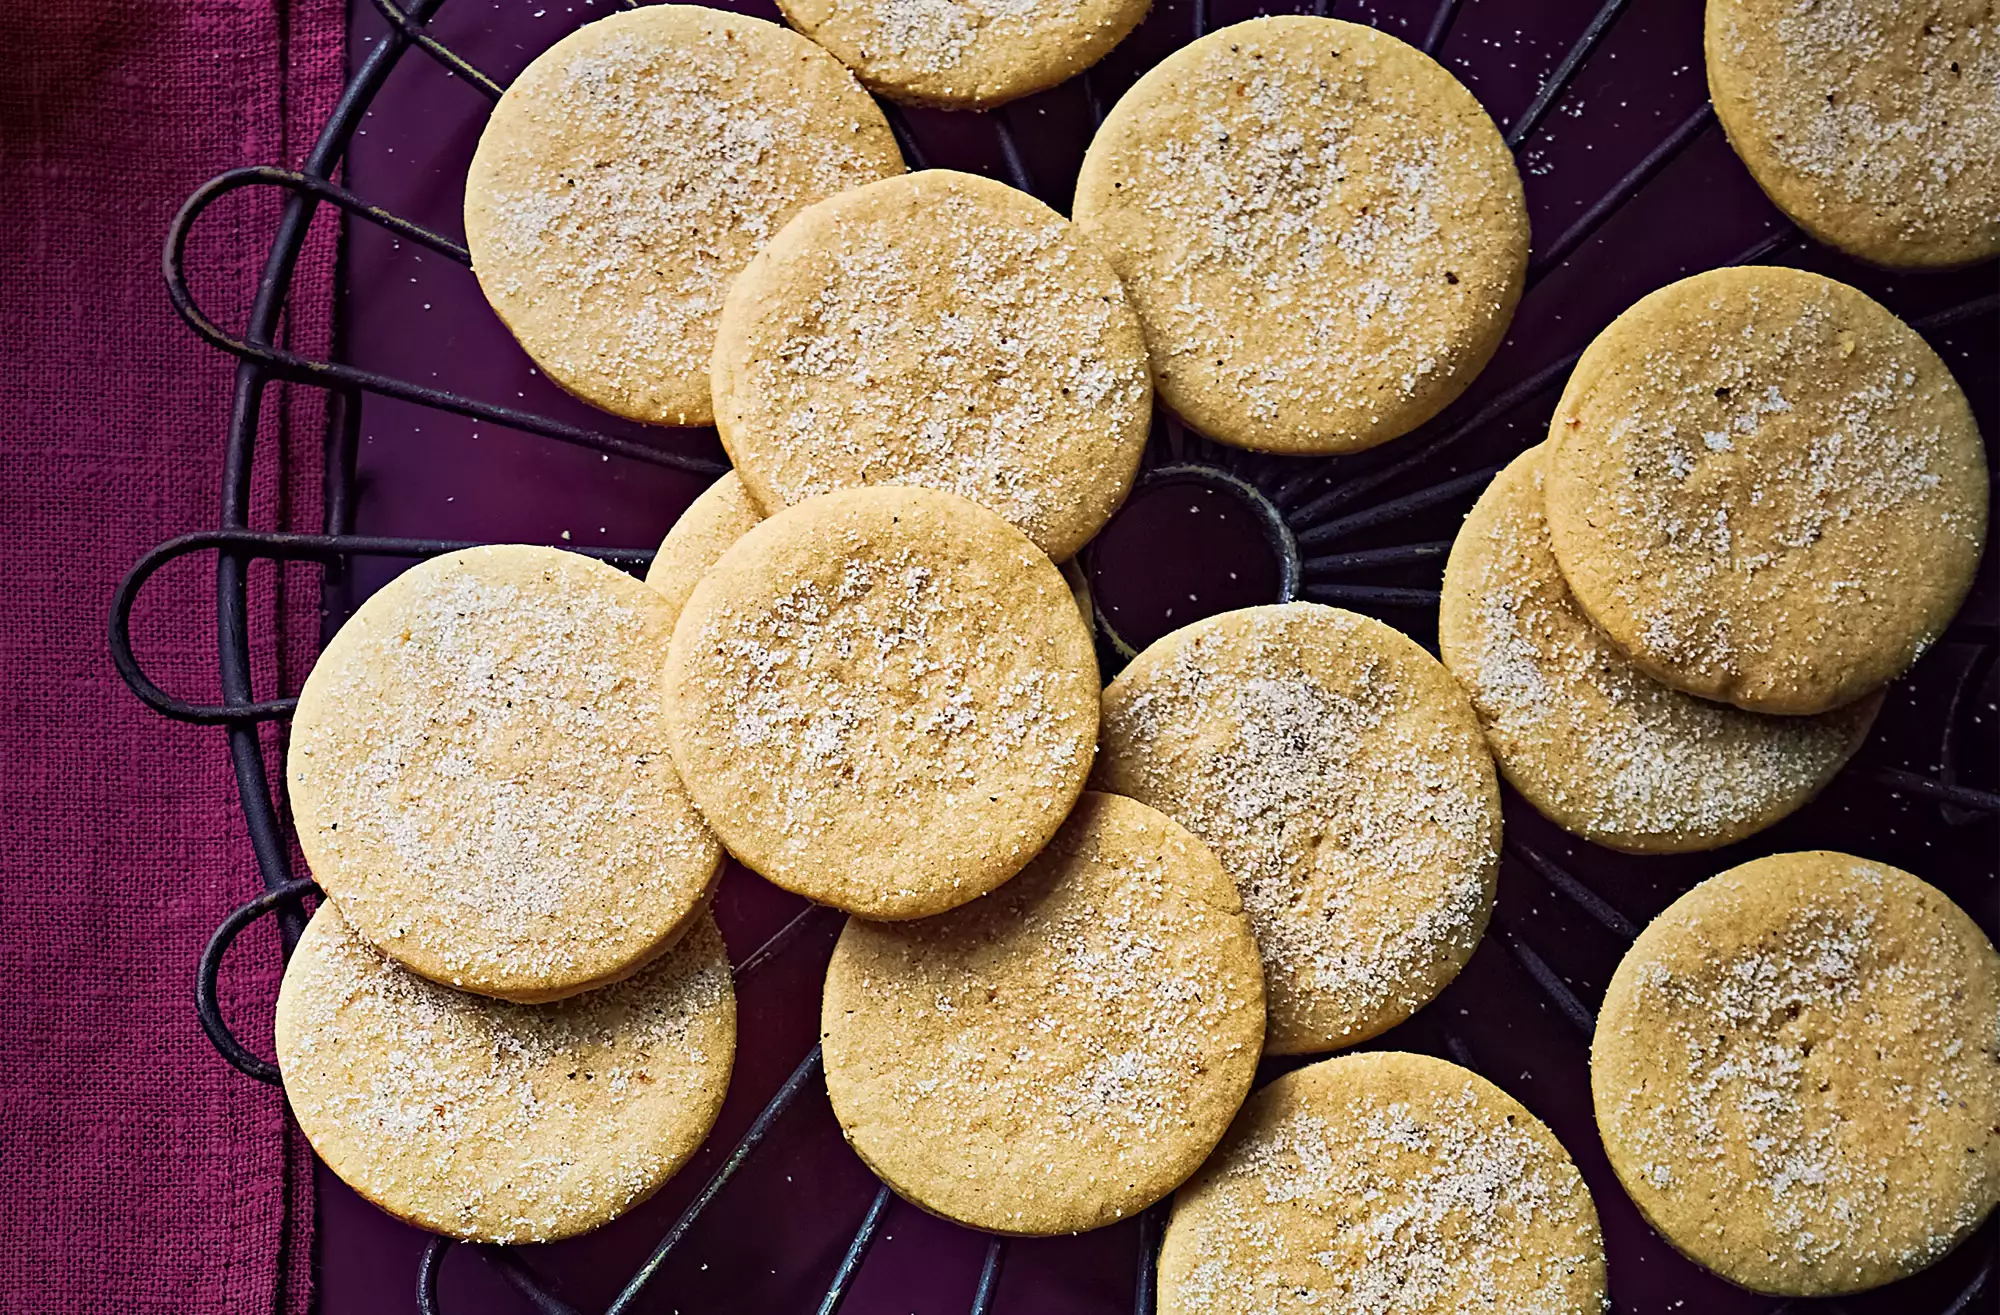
left=113, top=0, right=1998, bottom=1310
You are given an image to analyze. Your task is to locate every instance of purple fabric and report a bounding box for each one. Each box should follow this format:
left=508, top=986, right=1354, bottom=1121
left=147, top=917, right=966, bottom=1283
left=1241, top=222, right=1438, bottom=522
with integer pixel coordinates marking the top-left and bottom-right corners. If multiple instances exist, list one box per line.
left=0, top=0, right=340, bottom=1309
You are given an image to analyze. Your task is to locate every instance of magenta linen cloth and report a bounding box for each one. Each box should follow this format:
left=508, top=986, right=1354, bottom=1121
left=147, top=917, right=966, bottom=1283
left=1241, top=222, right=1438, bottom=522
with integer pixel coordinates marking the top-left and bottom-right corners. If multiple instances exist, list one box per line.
left=0, top=0, right=341, bottom=1309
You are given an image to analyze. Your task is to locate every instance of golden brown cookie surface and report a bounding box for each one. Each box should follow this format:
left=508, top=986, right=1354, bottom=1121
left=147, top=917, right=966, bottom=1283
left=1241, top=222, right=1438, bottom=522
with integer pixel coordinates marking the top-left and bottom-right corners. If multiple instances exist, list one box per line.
left=1159, top=1051, right=1607, bottom=1315
left=290, top=545, right=722, bottom=1002
left=1441, top=446, right=1879, bottom=853
left=1544, top=267, right=1987, bottom=715
left=645, top=471, right=764, bottom=625
left=778, top=0, right=1149, bottom=107
left=464, top=6, right=903, bottom=426
left=1094, top=603, right=1500, bottom=1054
left=1593, top=851, right=2000, bottom=1295
left=821, top=792, right=1265, bottom=1234
left=666, top=486, right=1098, bottom=919
left=1707, top=0, right=2000, bottom=268
left=275, top=905, right=735, bottom=1244
left=1073, top=16, right=1527, bottom=455
left=713, top=170, right=1151, bottom=561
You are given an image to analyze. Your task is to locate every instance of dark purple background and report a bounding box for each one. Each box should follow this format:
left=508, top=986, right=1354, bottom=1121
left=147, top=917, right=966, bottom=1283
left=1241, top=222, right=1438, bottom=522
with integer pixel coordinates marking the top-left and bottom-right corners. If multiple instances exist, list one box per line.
left=319, top=0, right=1999, bottom=1310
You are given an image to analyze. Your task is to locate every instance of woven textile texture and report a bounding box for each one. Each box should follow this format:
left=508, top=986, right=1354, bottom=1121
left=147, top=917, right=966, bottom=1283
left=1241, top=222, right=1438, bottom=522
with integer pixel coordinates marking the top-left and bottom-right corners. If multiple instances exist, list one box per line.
left=0, top=0, right=340, bottom=1309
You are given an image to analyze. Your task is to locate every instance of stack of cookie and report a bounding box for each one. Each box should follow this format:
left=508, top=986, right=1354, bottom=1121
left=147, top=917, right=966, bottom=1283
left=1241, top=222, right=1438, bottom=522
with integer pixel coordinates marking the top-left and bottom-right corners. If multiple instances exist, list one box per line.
left=267, top=1, right=1999, bottom=1306
left=1441, top=264, right=1987, bottom=854
left=278, top=544, right=738, bottom=1242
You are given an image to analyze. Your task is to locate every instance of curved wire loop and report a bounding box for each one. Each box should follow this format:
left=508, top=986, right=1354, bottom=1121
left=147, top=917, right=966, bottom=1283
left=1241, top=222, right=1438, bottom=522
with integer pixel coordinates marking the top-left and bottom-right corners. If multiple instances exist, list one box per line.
left=162, top=166, right=726, bottom=476
left=196, top=877, right=319, bottom=1083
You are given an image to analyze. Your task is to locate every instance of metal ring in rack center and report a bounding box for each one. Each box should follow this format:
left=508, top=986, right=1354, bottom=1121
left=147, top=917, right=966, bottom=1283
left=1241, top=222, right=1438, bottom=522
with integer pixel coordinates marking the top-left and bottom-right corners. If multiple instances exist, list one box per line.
left=1087, top=461, right=1301, bottom=662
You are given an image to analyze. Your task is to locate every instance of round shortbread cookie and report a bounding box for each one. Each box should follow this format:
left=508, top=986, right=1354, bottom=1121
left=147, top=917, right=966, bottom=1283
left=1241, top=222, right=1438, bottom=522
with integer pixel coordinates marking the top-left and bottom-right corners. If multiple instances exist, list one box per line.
left=463, top=6, right=904, bottom=427
left=1706, top=0, right=2000, bottom=269
left=666, top=486, right=1099, bottom=919
left=1545, top=266, right=1988, bottom=716
left=713, top=169, right=1152, bottom=563
left=1440, top=446, right=1881, bottom=853
left=1072, top=16, right=1528, bottom=455
left=1159, top=1051, right=1607, bottom=1315
left=1593, top=851, right=2000, bottom=1296
left=290, top=545, right=722, bottom=1003
left=1093, top=604, right=1501, bottom=1054
left=778, top=0, right=1148, bottom=107
left=821, top=792, right=1265, bottom=1234
left=645, top=471, right=764, bottom=624
left=275, top=904, right=735, bottom=1244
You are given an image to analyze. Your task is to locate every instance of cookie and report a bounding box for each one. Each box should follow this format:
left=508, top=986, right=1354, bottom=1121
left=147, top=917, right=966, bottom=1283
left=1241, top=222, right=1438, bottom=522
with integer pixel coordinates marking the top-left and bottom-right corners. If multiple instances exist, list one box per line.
left=778, top=0, right=1148, bottom=107
left=275, top=904, right=735, bottom=1244
left=463, top=6, right=903, bottom=427
left=1593, top=851, right=2000, bottom=1295
left=645, top=471, right=764, bottom=624
left=290, top=545, right=721, bottom=1003
left=821, top=792, right=1265, bottom=1234
left=713, top=169, right=1152, bottom=563
left=1707, top=0, right=2000, bottom=269
left=1159, top=1051, right=1607, bottom=1315
left=1072, top=16, right=1528, bottom=455
left=666, top=486, right=1098, bottom=920
left=1094, top=604, right=1501, bottom=1054
left=1544, top=266, right=1988, bottom=715
left=1440, top=446, right=1881, bottom=853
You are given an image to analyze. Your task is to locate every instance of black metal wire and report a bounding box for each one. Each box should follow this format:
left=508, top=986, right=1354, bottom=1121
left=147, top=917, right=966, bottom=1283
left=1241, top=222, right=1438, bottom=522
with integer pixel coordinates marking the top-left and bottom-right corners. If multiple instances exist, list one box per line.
left=371, top=0, right=505, bottom=99
left=196, top=877, right=319, bottom=1083
left=112, top=529, right=655, bottom=724
left=601, top=1046, right=828, bottom=1315
left=879, top=100, right=935, bottom=170
left=1935, top=646, right=1998, bottom=826
left=1921, top=291, right=2000, bottom=332
left=1421, top=0, right=1463, bottom=55
left=1492, top=917, right=1599, bottom=1036
left=1132, top=1203, right=1165, bottom=1315
left=992, top=110, right=1037, bottom=198
left=1865, top=767, right=2000, bottom=816
left=1299, top=540, right=1453, bottom=578
left=416, top=1236, right=450, bottom=1315
left=817, top=1184, right=895, bottom=1315
left=1526, top=103, right=1717, bottom=286
left=416, top=1239, right=582, bottom=1315
left=163, top=168, right=725, bottom=477
left=1295, top=464, right=1501, bottom=550
left=1940, top=1261, right=1999, bottom=1315
left=1505, top=0, right=1631, bottom=148
left=970, top=1239, right=1008, bottom=1315
left=734, top=903, right=841, bottom=979
left=120, top=0, right=2000, bottom=1312
left=1507, top=842, right=1640, bottom=942
left=1298, top=583, right=1442, bottom=608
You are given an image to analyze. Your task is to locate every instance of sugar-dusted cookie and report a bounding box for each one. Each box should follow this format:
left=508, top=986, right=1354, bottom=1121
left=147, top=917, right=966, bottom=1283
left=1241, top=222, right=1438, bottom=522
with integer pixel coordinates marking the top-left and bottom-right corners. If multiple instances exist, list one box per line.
left=1593, top=851, right=2000, bottom=1295
left=1072, top=16, right=1527, bottom=455
left=1441, top=446, right=1880, bottom=853
left=1545, top=267, right=1987, bottom=715
left=646, top=475, right=1097, bottom=638
left=464, top=6, right=903, bottom=427
left=1159, top=1051, right=1607, bottom=1315
left=645, top=471, right=764, bottom=624
left=1707, top=0, right=2000, bottom=269
left=713, top=169, right=1151, bottom=562
left=1094, top=604, right=1500, bottom=1054
left=666, top=487, right=1098, bottom=919
left=290, top=545, right=721, bottom=1003
left=275, top=905, right=735, bottom=1244
left=821, top=792, right=1265, bottom=1234
left=778, top=0, right=1148, bottom=107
